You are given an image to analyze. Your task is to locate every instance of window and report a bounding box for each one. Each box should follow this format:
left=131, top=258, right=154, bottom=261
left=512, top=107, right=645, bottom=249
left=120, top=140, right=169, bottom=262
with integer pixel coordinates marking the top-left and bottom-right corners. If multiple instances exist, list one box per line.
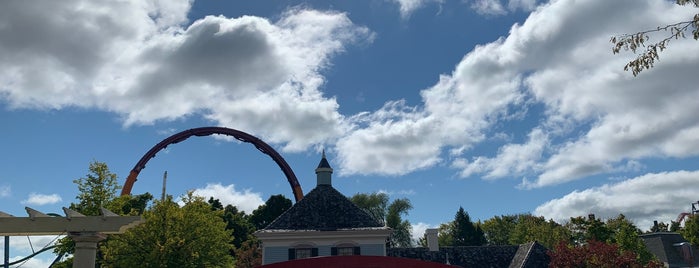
left=288, top=247, right=318, bottom=260
left=295, top=248, right=312, bottom=259
left=331, top=246, right=361, bottom=256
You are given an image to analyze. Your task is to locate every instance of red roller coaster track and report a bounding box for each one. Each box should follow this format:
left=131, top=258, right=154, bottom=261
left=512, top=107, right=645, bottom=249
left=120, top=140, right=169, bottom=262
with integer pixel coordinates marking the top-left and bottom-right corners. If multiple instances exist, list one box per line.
left=120, top=127, right=304, bottom=202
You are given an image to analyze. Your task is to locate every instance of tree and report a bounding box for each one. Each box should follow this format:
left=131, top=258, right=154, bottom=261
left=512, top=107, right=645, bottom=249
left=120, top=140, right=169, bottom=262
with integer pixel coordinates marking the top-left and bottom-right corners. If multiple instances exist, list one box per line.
left=53, top=161, right=127, bottom=267
left=548, top=240, right=664, bottom=268
left=649, top=221, right=669, bottom=233
left=234, top=239, right=262, bottom=268
left=437, top=221, right=455, bottom=247
left=482, top=215, right=518, bottom=245
left=508, top=214, right=570, bottom=249
left=681, top=215, right=699, bottom=245
left=350, top=192, right=389, bottom=225
left=567, top=215, right=612, bottom=245
left=606, top=214, right=656, bottom=265
left=71, top=161, right=121, bottom=216
left=102, top=193, right=234, bottom=267
left=451, top=207, right=485, bottom=246
left=611, top=0, right=699, bottom=76
left=208, top=197, right=256, bottom=249
left=350, top=192, right=414, bottom=247
left=386, top=198, right=413, bottom=247
left=249, top=194, right=292, bottom=229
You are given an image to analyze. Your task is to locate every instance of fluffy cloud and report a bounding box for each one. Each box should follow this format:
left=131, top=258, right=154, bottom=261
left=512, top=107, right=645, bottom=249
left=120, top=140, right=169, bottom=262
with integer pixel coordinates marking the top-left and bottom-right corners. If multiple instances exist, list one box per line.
left=453, top=128, right=547, bottom=180
left=21, top=193, right=62, bottom=206
left=411, top=222, right=435, bottom=243
left=190, top=183, right=264, bottom=213
left=467, top=0, right=539, bottom=15
left=534, top=170, right=699, bottom=230
left=339, top=0, right=699, bottom=189
left=388, top=0, right=444, bottom=18
left=470, top=0, right=507, bottom=15
left=0, top=1, right=371, bottom=152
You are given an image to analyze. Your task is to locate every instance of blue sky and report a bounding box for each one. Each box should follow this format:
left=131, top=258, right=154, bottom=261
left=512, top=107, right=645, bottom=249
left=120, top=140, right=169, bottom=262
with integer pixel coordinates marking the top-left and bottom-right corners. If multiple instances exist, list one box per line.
left=2, top=0, right=699, bottom=266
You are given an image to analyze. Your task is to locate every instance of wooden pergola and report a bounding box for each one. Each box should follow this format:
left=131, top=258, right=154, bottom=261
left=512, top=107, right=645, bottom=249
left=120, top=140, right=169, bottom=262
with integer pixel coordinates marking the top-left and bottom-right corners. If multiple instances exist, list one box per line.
left=0, top=207, right=143, bottom=268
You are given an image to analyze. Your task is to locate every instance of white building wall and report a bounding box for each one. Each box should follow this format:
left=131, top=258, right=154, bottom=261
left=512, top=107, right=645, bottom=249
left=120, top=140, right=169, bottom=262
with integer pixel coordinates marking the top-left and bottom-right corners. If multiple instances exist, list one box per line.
left=360, top=243, right=386, bottom=256
left=263, top=246, right=288, bottom=264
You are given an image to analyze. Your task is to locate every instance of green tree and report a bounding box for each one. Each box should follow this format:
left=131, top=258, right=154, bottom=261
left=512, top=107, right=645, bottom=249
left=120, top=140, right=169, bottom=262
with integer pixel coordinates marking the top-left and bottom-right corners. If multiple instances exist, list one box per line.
left=350, top=192, right=389, bottom=225
left=249, top=194, right=292, bottom=229
left=482, top=215, right=518, bottom=245
left=350, top=192, right=414, bottom=247
left=606, top=214, right=656, bottom=265
left=437, top=221, right=455, bottom=247
left=53, top=161, right=127, bottom=267
left=102, top=193, right=233, bottom=267
left=71, top=161, right=121, bottom=216
left=611, top=0, right=699, bottom=76
left=681, top=215, right=699, bottom=245
left=451, top=207, right=485, bottom=246
left=209, top=198, right=255, bottom=249
left=567, top=215, right=612, bottom=245
left=508, top=214, right=570, bottom=249
left=649, top=221, right=669, bottom=233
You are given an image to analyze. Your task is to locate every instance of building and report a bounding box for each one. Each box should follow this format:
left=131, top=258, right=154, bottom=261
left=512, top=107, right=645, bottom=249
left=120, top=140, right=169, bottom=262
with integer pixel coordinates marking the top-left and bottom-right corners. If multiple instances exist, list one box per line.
left=255, top=152, right=392, bottom=265
left=641, top=232, right=697, bottom=268
left=255, top=153, right=550, bottom=267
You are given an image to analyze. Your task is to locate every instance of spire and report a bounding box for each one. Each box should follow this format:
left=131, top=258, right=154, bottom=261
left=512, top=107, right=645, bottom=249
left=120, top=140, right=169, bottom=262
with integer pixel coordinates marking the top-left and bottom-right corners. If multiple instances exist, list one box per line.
left=315, top=150, right=333, bottom=186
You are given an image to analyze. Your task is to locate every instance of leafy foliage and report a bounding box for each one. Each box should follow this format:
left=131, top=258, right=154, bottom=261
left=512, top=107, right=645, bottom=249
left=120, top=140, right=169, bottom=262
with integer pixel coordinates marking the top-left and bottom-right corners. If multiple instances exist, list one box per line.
left=548, top=240, right=664, bottom=268
left=450, top=207, right=486, bottom=246
left=234, top=239, right=262, bottom=268
left=53, top=161, right=130, bottom=266
left=102, top=193, right=234, bottom=267
left=249, top=194, right=292, bottom=229
left=509, top=214, right=570, bottom=249
left=350, top=192, right=389, bottom=225
left=350, top=192, right=414, bottom=247
left=567, top=215, right=612, bottom=245
left=680, top=215, right=699, bottom=245
left=611, top=0, right=699, bottom=76
left=605, top=214, right=656, bottom=265
left=71, top=161, right=121, bottom=216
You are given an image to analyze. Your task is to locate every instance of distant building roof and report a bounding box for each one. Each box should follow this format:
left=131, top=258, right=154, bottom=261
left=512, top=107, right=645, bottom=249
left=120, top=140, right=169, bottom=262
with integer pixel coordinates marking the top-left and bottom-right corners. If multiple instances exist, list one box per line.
left=261, top=184, right=384, bottom=231
left=640, top=232, right=696, bottom=268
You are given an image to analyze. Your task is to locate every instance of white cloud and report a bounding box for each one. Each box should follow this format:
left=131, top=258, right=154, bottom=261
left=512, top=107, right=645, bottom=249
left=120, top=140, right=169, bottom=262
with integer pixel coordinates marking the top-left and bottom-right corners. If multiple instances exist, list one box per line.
left=411, top=222, right=435, bottom=243
left=190, top=183, right=264, bottom=214
left=377, top=189, right=416, bottom=196
left=0, top=2, right=372, bottom=153
left=339, top=0, right=699, bottom=188
left=507, top=0, right=538, bottom=12
left=534, top=170, right=699, bottom=231
left=454, top=128, right=547, bottom=179
left=0, top=185, right=10, bottom=197
left=21, top=193, right=62, bottom=206
left=470, top=0, right=507, bottom=15
left=1, top=235, right=63, bottom=268
left=7, top=257, right=56, bottom=268
left=389, top=0, right=444, bottom=18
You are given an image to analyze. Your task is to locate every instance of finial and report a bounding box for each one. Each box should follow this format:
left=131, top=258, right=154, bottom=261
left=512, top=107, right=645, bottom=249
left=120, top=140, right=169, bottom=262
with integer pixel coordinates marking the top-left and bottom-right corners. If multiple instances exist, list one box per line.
left=322, top=149, right=326, bottom=159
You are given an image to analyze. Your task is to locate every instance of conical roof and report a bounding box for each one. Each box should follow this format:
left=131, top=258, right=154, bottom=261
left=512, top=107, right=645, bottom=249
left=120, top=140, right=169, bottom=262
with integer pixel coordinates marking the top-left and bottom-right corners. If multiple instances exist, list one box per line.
left=262, top=185, right=383, bottom=231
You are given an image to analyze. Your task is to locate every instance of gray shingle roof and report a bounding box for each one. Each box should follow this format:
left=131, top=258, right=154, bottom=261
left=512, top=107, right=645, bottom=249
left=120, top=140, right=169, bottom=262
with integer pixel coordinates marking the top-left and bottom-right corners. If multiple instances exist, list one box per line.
left=262, top=185, right=384, bottom=231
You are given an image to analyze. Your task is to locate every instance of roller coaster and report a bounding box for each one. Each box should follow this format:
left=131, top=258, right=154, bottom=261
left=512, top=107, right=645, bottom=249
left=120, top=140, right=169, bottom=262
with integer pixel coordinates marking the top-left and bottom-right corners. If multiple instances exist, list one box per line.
left=119, top=126, right=304, bottom=202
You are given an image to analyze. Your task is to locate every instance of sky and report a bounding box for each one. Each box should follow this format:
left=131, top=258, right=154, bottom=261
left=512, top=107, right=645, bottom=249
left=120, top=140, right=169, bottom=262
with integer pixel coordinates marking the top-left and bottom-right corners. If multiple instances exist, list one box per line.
left=1, top=0, right=699, bottom=266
